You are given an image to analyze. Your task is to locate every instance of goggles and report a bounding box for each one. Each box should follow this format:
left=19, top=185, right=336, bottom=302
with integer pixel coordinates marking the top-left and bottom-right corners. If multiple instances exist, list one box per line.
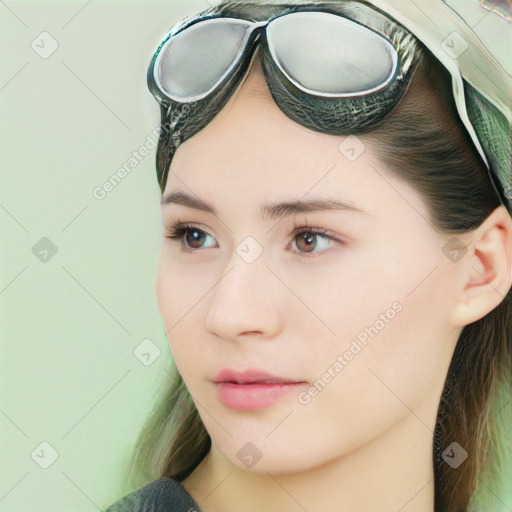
left=150, top=11, right=399, bottom=103
left=147, top=2, right=511, bottom=212
left=147, top=4, right=420, bottom=135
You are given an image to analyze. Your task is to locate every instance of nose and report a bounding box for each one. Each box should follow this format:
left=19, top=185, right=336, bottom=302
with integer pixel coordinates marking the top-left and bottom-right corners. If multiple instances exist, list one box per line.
left=204, top=254, right=284, bottom=342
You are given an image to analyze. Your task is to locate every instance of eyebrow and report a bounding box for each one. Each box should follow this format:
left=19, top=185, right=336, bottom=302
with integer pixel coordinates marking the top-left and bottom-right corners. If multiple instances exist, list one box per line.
left=161, top=191, right=369, bottom=222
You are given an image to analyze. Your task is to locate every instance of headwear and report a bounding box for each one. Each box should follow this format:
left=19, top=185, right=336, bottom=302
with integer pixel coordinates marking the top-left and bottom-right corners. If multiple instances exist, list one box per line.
left=358, top=0, right=511, bottom=210
left=147, top=1, right=511, bottom=212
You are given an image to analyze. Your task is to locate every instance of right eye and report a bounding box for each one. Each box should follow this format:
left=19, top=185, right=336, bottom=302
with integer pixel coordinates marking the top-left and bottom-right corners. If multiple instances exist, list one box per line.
left=165, top=222, right=217, bottom=250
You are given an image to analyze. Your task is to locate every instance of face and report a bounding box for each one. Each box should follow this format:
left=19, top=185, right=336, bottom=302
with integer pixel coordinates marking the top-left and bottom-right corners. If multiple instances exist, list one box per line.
left=155, top=52, right=461, bottom=474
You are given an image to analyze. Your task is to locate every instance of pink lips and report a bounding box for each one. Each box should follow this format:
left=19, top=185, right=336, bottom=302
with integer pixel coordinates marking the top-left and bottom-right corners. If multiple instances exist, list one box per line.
left=213, top=368, right=306, bottom=410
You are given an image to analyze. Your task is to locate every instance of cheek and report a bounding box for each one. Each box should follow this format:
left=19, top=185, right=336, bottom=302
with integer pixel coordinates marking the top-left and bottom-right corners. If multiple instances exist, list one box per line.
left=359, top=266, right=454, bottom=395
left=273, top=241, right=425, bottom=350
left=318, top=232, right=450, bottom=340
left=316, top=266, right=452, bottom=426
left=155, top=245, right=209, bottom=327
left=302, top=239, right=453, bottom=412
left=155, top=246, right=206, bottom=366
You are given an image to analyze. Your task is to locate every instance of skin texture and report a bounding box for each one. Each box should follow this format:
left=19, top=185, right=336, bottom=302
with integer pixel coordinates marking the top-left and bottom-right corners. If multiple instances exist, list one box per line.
left=155, top=50, right=512, bottom=512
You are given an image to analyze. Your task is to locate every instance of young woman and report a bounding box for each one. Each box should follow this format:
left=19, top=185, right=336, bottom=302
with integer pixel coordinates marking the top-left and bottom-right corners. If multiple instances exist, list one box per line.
left=105, top=1, right=512, bottom=511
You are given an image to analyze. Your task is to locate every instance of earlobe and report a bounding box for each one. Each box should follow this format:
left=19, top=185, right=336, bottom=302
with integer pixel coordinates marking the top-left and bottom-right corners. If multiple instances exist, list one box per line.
left=450, top=205, right=512, bottom=327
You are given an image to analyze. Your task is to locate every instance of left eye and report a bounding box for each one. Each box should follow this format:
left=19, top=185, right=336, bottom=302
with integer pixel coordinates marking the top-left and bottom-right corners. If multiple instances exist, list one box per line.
left=288, top=228, right=338, bottom=257
left=164, top=223, right=343, bottom=258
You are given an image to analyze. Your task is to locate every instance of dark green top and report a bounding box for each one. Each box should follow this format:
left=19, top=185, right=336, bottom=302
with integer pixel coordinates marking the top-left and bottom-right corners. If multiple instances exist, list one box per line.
left=104, top=477, right=204, bottom=511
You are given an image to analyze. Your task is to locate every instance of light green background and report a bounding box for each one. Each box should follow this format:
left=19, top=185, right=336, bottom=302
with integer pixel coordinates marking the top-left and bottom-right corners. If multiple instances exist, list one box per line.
left=1, top=1, right=510, bottom=511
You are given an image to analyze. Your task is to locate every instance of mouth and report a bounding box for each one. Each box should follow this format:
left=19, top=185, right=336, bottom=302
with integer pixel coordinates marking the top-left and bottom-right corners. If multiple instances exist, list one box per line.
left=213, top=368, right=307, bottom=410
left=213, top=368, right=303, bottom=385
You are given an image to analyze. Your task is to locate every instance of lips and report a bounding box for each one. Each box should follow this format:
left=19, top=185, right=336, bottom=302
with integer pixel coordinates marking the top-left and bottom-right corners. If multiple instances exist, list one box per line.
left=213, top=368, right=302, bottom=385
left=212, top=368, right=307, bottom=410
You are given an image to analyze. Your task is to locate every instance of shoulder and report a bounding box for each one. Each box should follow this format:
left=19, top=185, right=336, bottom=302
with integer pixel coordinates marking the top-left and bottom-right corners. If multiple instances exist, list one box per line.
left=104, top=477, right=203, bottom=512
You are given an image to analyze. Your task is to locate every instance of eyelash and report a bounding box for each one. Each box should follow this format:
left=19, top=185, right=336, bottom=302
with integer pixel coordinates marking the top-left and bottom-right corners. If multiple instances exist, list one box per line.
left=164, top=219, right=346, bottom=259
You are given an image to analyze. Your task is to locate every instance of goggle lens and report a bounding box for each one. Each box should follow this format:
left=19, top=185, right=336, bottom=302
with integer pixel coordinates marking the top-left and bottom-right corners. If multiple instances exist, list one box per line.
left=157, top=18, right=253, bottom=102
left=268, top=12, right=397, bottom=96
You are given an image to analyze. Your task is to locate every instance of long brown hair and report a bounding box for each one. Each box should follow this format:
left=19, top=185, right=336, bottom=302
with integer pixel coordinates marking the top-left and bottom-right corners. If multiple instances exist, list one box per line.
left=128, top=17, right=512, bottom=512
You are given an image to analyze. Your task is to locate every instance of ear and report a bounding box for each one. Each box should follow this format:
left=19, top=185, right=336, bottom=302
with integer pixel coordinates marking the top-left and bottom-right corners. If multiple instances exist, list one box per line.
left=449, top=205, right=512, bottom=327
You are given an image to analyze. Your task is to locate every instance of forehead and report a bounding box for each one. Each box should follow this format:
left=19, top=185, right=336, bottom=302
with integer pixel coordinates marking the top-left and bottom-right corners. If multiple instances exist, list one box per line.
left=165, top=94, right=378, bottom=221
